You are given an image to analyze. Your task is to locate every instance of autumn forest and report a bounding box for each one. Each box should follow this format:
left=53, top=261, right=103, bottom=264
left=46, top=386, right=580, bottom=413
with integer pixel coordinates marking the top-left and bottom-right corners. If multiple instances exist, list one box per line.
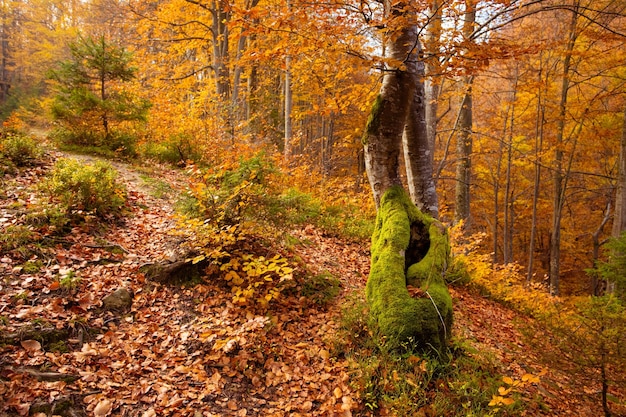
left=1, top=0, right=626, bottom=416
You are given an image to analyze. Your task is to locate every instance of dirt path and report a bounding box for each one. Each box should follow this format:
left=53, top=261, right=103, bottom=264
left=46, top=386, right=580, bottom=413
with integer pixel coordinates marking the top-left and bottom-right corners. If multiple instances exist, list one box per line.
left=0, top=152, right=366, bottom=416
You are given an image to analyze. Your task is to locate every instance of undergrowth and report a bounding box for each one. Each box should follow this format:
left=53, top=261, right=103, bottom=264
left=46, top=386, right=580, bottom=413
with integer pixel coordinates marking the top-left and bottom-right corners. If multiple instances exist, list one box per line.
left=333, top=293, right=533, bottom=416
left=40, top=158, right=127, bottom=218
left=0, top=127, right=43, bottom=173
left=451, top=225, right=626, bottom=417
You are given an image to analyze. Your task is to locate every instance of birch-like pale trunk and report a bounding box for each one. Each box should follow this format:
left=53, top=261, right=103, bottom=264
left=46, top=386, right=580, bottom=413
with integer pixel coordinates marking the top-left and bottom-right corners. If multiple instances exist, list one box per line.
left=612, top=107, right=626, bottom=238
left=424, top=0, right=443, bottom=158
left=454, top=76, right=473, bottom=224
left=283, top=0, right=293, bottom=161
left=454, top=0, right=475, bottom=226
left=403, top=67, right=439, bottom=218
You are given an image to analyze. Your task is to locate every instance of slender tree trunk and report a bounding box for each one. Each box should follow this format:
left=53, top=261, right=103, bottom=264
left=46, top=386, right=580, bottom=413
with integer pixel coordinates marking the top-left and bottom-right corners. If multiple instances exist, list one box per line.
left=612, top=107, right=626, bottom=238
left=550, top=6, right=578, bottom=296
left=232, top=0, right=260, bottom=126
left=424, top=0, right=443, bottom=159
left=503, top=70, right=518, bottom=264
left=99, top=37, right=109, bottom=137
left=0, top=20, right=10, bottom=105
left=527, top=64, right=545, bottom=283
left=493, top=105, right=508, bottom=265
left=283, top=0, right=293, bottom=161
left=284, top=52, right=293, bottom=160
left=403, top=58, right=439, bottom=218
left=454, top=0, right=475, bottom=226
left=455, top=76, right=473, bottom=225
left=212, top=4, right=230, bottom=98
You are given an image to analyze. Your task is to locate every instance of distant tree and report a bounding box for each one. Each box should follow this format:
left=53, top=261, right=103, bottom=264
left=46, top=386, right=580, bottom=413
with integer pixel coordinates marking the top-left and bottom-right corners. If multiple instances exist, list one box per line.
left=49, top=34, right=150, bottom=142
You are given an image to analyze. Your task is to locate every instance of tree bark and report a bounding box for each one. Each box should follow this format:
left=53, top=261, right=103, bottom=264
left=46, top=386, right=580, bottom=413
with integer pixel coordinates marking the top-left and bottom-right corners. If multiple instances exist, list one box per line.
left=454, top=0, right=475, bottom=226
left=550, top=6, right=578, bottom=296
left=0, top=18, right=11, bottom=105
left=503, top=68, right=518, bottom=264
left=403, top=58, right=439, bottom=218
left=612, top=107, right=626, bottom=238
left=283, top=0, right=293, bottom=161
left=362, top=2, right=450, bottom=351
left=363, top=4, right=419, bottom=207
left=528, top=55, right=546, bottom=283
left=454, top=76, right=473, bottom=225
left=424, top=0, right=443, bottom=159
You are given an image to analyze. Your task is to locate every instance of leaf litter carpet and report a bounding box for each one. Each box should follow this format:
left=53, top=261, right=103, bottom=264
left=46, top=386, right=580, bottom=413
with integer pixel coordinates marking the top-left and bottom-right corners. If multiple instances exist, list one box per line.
left=0, top=153, right=608, bottom=416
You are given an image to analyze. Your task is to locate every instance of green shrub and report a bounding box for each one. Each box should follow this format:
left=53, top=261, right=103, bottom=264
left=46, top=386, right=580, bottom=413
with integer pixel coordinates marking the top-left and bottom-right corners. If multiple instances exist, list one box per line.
left=42, top=158, right=127, bottom=217
left=106, top=131, right=137, bottom=157
left=50, top=127, right=137, bottom=158
left=140, top=134, right=201, bottom=165
left=185, top=153, right=276, bottom=224
left=0, top=131, right=43, bottom=166
left=269, top=188, right=322, bottom=225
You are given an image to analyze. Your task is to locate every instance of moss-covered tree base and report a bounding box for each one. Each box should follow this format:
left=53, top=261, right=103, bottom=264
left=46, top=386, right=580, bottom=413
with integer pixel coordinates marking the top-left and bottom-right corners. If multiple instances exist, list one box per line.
left=366, top=186, right=452, bottom=351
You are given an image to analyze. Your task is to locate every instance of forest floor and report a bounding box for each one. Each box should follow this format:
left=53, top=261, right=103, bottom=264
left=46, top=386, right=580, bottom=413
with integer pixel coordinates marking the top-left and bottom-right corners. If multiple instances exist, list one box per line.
left=0, top=150, right=612, bottom=416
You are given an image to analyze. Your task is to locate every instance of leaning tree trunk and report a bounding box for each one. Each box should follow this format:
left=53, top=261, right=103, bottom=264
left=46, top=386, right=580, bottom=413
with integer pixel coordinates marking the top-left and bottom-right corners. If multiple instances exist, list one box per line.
left=362, top=32, right=417, bottom=206
left=362, top=2, right=451, bottom=351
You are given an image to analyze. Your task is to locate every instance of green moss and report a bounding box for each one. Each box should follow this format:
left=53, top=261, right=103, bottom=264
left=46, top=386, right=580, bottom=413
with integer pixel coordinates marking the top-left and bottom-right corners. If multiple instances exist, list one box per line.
left=362, top=94, right=383, bottom=146
left=406, top=220, right=449, bottom=287
left=301, top=271, right=341, bottom=305
left=366, top=185, right=452, bottom=351
left=49, top=340, right=69, bottom=353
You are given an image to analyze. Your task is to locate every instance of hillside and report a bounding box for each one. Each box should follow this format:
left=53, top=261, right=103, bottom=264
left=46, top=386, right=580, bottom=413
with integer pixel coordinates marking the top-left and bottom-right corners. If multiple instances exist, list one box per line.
left=0, top=150, right=618, bottom=417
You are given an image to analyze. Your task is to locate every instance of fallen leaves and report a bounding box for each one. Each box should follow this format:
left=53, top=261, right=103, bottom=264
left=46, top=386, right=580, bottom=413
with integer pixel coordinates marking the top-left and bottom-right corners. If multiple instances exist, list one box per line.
left=19, top=340, right=41, bottom=353
left=0, top=154, right=363, bottom=416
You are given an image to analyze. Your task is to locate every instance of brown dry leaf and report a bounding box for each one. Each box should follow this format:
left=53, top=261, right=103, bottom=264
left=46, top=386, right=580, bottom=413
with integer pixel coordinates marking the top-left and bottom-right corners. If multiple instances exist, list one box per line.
left=301, top=401, right=313, bottom=412
left=20, top=339, right=41, bottom=353
left=93, top=399, right=113, bottom=416
left=141, top=409, right=156, bottom=417
left=227, top=399, right=238, bottom=410
left=333, top=386, right=343, bottom=399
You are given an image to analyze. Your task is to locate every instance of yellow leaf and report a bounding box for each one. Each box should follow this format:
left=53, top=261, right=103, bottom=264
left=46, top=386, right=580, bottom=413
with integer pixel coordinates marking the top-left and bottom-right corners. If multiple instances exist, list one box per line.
left=522, top=373, right=540, bottom=384
left=225, top=270, right=239, bottom=281
left=501, top=397, right=515, bottom=406
left=502, top=376, right=514, bottom=386
left=488, top=395, right=502, bottom=407
left=191, top=255, right=205, bottom=264
left=498, top=386, right=512, bottom=396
